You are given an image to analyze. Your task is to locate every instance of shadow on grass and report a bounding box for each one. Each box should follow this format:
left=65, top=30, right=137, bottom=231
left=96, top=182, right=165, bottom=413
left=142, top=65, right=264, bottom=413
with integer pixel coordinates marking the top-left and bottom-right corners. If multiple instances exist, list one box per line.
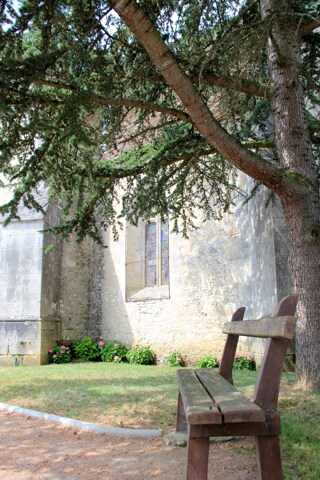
left=0, top=363, right=179, bottom=429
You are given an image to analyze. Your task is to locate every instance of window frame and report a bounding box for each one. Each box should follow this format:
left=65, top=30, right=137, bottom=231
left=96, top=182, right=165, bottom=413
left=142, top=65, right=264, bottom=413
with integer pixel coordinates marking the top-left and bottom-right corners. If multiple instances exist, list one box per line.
left=144, top=217, right=169, bottom=288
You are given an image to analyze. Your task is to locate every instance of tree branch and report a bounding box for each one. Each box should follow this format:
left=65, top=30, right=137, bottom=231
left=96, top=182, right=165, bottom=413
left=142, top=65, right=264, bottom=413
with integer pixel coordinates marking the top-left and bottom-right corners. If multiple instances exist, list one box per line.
left=300, top=17, right=320, bottom=35
left=196, top=73, right=271, bottom=98
left=35, top=79, right=192, bottom=123
left=147, top=72, right=271, bottom=98
left=117, top=119, right=178, bottom=145
left=244, top=140, right=274, bottom=149
left=110, top=0, right=303, bottom=198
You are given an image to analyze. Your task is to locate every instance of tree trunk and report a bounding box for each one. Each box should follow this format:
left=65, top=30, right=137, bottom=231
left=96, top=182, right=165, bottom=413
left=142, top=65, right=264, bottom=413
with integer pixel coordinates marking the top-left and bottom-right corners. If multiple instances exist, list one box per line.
left=110, top=0, right=298, bottom=197
left=112, top=0, right=320, bottom=390
left=281, top=195, right=320, bottom=389
left=261, top=0, right=320, bottom=389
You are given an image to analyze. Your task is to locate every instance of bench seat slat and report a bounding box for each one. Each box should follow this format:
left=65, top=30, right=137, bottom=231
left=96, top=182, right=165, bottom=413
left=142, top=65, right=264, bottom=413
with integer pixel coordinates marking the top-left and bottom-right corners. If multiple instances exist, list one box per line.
left=223, top=315, right=296, bottom=339
left=177, top=370, right=222, bottom=425
left=195, top=369, right=265, bottom=423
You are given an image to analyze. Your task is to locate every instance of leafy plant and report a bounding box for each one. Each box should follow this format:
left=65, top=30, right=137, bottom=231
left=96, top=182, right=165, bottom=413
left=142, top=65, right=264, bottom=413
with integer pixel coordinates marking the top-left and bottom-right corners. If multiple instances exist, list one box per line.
left=127, top=345, right=156, bottom=365
left=73, top=336, right=101, bottom=362
left=196, top=355, right=219, bottom=368
left=233, top=354, right=256, bottom=371
left=48, top=345, right=72, bottom=364
left=99, top=340, right=128, bottom=363
left=162, top=351, right=185, bottom=367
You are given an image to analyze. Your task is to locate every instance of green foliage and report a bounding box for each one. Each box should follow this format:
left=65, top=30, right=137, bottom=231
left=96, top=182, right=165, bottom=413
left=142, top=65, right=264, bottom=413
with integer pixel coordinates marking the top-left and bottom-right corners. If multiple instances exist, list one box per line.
left=2, top=0, right=318, bottom=242
left=127, top=345, right=156, bottom=365
left=162, top=351, right=186, bottom=367
left=99, top=340, right=128, bottom=363
left=196, top=355, right=219, bottom=369
left=0, top=0, right=317, bottom=364
left=43, top=243, right=54, bottom=254
left=73, top=336, right=101, bottom=362
left=281, top=393, right=320, bottom=480
left=233, top=354, right=256, bottom=371
left=48, top=345, right=72, bottom=364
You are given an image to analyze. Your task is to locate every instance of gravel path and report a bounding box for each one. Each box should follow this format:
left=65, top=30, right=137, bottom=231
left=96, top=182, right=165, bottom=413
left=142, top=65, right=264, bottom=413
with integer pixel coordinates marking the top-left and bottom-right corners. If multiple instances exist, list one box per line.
left=0, top=410, right=257, bottom=479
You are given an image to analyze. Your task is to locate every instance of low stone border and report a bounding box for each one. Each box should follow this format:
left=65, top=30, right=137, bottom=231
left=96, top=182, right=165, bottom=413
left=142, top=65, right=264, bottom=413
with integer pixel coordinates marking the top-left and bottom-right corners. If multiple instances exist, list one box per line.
left=0, top=402, right=163, bottom=438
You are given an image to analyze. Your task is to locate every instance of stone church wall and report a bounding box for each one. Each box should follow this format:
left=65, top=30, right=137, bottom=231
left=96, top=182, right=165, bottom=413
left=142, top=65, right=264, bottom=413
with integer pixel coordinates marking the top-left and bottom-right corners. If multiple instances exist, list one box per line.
left=58, top=233, right=105, bottom=343
left=0, top=174, right=291, bottom=366
left=99, top=176, right=290, bottom=364
left=0, top=216, right=43, bottom=365
left=0, top=192, right=64, bottom=365
left=39, top=200, right=64, bottom=363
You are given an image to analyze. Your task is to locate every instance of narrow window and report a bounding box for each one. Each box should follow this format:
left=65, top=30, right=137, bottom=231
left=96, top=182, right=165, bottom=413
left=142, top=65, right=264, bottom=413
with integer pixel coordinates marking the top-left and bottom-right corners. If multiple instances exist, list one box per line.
left=161, top=219, right=169, bottom=285
left=145, top=218, right=169, bottom=287
left=145, top=221, right=157, bottom=286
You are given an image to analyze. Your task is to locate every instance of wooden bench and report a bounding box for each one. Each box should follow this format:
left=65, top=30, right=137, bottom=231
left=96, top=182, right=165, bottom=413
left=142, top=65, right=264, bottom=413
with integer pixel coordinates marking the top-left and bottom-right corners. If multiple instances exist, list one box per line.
left=175, top=294, right=298, bottom=480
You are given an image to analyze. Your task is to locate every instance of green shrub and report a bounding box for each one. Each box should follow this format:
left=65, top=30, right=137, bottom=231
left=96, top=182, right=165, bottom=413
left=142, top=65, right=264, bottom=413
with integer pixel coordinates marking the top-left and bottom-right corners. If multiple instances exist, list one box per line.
left=163, top=351, right=186, bottom=367
left=196, top=355, right=219, bottom=368
left=73, top=336, right=101, bottom=361
left=233, top=354, right=256, bottom=371
left=127, top=345, right=156, bottom=365
left=99, top=340, right=128, bottom=362
left=48, top=345, right=72, bottom=364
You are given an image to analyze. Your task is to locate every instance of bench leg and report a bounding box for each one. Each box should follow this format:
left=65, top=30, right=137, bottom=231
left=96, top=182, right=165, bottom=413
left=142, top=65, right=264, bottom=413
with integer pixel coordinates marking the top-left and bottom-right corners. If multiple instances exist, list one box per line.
left=255, top=435, right=284, bottom=480
left=186, top=433, right=210, bottom=480
left=176, top=391, right=187, bottom=432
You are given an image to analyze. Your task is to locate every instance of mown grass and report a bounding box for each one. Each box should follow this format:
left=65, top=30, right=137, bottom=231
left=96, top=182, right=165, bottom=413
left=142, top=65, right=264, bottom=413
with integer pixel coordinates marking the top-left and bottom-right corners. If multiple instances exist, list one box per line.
left=279, top=374, right=320, bottom=480
left=0, top=363, right=179, bottom=430
left=0, top=364, right=319, bottom=479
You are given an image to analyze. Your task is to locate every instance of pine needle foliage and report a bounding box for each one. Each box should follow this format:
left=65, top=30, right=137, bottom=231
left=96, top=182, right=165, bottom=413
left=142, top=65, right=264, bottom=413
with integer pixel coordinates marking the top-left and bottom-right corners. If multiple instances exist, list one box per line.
left=0, top=0, right=319, bottom=242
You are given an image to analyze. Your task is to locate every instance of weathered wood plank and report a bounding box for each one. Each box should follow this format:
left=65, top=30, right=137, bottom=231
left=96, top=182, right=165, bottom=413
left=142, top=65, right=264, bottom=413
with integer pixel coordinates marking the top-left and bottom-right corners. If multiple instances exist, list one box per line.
left=223, top=315, right=296, bottom=339
left=176, top=391, right=188, bottom=432
left=219, top=306, right=245, bottom=384
left=254, top=294, right=298, bottom=411
left=177, top=370, right=222, bottom=425
left=188, top=413, right=281, bottom=438
left=255, top=436, right=284, bottom=480
left=195, top=369, right=265, bottom=423
left=186, top=435, right=210, bottom=480
left=273, top=294, right=298, bottom=317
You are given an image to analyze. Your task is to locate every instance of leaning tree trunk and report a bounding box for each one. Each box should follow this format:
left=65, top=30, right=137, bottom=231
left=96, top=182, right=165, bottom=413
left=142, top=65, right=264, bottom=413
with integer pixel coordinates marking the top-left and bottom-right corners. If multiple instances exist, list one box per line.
left=112, top=0, right=320, bottom=390
left=261, top=0, right=320, bottom=389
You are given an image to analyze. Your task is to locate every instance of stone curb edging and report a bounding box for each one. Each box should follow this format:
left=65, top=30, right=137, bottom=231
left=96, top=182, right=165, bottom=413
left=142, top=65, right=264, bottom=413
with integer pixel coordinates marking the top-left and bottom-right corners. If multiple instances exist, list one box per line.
left=0, top=402, right=163, bottom=438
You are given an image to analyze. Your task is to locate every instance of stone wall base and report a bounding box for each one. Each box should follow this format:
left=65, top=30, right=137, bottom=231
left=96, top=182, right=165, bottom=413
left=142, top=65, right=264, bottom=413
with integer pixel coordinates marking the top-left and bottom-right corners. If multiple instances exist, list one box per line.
left=0, top=318, right=61, bottom=365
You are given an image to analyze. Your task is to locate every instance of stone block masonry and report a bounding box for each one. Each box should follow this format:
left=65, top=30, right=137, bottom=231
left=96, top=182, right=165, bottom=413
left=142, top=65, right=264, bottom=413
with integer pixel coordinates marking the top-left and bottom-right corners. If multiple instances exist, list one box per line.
left=100, top=176, right=290, bottom=365
left=0, top=174, right=291, bottom=365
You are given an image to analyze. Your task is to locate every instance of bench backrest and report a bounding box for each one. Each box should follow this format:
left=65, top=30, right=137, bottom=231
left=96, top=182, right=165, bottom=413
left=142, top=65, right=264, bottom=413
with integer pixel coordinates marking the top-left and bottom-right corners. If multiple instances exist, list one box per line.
left=219, top=294, right=298, bottom=412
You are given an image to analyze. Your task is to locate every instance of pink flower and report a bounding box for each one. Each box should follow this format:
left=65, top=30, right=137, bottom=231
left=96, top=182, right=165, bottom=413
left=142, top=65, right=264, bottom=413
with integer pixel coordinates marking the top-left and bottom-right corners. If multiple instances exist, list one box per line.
left=52, top=354, right=57, bottom=359
left=65, top=347, right=70, bottom=350
left=61, top=346, right=66, bottom=349
left=114, top=343, right=119, bottom=348
left=98, top=341, right=105, bottom=347
left=114, top=355, right=119, bottom=361
left=48, top=350, right=53, bottom=354
left=246, top=355, right=251, bottom=360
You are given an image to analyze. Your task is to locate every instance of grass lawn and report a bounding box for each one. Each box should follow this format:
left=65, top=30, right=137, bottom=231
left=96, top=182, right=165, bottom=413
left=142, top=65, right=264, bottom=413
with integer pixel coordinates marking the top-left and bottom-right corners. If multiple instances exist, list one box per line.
left=0, top=363, right=319, bottom=479
left=0, top=362, right=179, bottom=430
